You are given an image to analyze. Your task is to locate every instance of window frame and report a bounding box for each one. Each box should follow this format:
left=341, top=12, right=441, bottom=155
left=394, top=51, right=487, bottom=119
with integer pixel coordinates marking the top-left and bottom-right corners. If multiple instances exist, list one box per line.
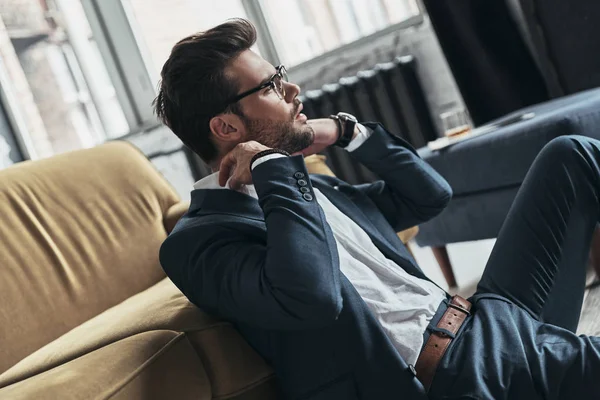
left=80, top=0, right=159, bottom=135
left=0, top=60, right=37, bottom=160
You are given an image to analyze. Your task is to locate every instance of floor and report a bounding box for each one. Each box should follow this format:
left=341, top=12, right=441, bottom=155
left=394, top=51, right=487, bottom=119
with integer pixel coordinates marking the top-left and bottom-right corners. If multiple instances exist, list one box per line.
left=410, top=239, right=600, bottom=336
left=410, top=239, right=495, bottom=297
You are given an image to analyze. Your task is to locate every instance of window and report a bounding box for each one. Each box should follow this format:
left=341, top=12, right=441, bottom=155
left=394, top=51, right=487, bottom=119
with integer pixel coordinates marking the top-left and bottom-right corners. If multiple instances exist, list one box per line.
left=260, top=0, right=420, bottom=66
left=124, top=0, right=420, bottom=77
left=0, top=0, right=128, bottom=158
left=125, top=0, right=252, bottom=77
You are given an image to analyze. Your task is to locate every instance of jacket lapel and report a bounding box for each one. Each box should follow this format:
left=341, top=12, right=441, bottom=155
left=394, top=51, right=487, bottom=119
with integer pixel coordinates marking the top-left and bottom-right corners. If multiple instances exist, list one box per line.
left=311, top=180, right=430, bottom=281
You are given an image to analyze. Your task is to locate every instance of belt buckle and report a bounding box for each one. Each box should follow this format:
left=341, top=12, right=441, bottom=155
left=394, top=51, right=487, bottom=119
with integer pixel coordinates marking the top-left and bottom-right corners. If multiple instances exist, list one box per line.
left=447, top=302, right=471, bottom=316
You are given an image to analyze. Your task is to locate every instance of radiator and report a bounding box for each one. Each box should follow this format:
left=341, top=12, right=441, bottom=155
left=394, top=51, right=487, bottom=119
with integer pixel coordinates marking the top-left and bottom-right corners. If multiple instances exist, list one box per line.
left=298, top=55, right=438, bottom=184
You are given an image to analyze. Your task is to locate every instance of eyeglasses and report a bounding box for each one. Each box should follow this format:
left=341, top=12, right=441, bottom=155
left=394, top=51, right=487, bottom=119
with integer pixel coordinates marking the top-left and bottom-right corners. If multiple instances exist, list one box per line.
left=223, top=65, right=288, bottom=108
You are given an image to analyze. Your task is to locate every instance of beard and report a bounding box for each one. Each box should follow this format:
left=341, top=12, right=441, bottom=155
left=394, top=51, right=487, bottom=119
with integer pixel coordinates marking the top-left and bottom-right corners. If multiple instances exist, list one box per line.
left=241, top=100, right=314, bottom=154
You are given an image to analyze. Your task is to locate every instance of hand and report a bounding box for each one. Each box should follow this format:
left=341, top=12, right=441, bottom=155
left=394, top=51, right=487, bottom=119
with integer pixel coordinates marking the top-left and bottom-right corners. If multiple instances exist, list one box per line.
left=298, top=118, right=340, bottom=156
left=219, top=141, right=270, bottom=190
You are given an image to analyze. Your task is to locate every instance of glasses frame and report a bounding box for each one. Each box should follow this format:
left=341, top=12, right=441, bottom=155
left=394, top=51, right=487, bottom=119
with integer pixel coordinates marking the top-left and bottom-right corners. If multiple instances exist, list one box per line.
left=223, top=65, right=287, bottom=109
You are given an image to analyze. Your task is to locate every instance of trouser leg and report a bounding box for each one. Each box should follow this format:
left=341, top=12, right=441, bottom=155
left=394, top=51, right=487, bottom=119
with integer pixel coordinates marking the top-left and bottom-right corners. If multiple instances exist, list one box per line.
left=476, top=135, right=600, bottom=331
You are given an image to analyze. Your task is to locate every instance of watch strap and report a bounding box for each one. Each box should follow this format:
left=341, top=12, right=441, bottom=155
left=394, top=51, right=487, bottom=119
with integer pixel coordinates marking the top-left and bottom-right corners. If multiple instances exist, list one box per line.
left=332, top=114, right=357, bottom=148
left=329, top=115, right=343, bottom=142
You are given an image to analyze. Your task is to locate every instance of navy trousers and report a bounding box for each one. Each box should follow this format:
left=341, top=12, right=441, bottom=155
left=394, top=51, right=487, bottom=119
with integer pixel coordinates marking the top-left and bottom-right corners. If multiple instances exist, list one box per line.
left=429, top=136, right=600, bottom=399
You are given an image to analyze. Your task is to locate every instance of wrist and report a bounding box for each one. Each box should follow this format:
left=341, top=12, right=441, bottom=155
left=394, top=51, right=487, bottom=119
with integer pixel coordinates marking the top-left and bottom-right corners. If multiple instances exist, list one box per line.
left=250, top=149, right=291, bottom=172
left=329, top=112, right=358, bottom=147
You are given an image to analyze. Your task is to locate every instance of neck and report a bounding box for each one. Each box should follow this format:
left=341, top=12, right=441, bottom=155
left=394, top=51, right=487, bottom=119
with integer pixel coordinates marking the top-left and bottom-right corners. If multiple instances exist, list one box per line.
left=209, top=159, right=221, bottom=173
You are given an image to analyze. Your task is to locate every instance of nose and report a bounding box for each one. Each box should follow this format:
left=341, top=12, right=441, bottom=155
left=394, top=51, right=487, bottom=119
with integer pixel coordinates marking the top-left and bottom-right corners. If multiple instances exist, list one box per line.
left=284, top=81, right=301, bottom=102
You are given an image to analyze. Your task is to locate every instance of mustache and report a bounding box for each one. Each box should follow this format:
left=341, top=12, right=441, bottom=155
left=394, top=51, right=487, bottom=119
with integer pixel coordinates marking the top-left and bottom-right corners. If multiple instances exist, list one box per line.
left=291, top=99, right=301, bottom=118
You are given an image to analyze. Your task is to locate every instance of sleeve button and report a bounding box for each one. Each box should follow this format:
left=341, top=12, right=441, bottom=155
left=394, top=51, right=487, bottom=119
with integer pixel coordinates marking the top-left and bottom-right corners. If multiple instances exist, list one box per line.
left=297, top=179, right=308, bottom=187
left=294, top=172, right=305, bottom=179
left=302, top=193, right=313, bottom=201
left=300, top=186, right=310, bottom=193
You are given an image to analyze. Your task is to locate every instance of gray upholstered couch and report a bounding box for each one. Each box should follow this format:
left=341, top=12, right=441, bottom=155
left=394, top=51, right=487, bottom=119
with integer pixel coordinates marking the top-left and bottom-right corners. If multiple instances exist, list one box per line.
left=416, top=87, right=600, bottom=247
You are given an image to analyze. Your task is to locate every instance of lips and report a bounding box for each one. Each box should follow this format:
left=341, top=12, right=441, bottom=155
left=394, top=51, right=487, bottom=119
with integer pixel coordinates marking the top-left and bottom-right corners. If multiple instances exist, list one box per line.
left=295, top=103, right=304, bottom=119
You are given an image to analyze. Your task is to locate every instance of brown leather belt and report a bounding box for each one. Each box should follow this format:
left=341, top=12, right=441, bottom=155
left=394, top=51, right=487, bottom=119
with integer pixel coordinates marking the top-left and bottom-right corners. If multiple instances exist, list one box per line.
left=415, top=295, right=472, bottom=392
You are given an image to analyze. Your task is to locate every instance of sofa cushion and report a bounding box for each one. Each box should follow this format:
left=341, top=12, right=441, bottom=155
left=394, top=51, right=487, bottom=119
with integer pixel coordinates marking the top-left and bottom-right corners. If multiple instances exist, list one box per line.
left=164, top=201, right=191, bottom=234
left=0, top=330, right=211, bottom=400
left=0, top=141, right=181, bottom=374
left=0, top=278, right=275, bottom=399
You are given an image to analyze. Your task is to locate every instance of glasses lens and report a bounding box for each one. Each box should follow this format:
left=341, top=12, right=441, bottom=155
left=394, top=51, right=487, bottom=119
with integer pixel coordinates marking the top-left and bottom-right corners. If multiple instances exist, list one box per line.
left=275, top=65, right=287, bottom=98
left=273, top=76, right=284, bottom=99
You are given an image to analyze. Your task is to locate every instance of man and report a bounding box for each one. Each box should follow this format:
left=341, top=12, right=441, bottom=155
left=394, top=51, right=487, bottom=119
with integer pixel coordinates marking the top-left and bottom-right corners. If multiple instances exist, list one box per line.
left=156, top=19, right=600, bottom=399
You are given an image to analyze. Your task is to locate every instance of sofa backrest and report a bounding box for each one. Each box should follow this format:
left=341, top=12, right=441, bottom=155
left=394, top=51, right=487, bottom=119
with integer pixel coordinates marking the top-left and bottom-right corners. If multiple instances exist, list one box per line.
left=0, top=141, right=180, bottom=374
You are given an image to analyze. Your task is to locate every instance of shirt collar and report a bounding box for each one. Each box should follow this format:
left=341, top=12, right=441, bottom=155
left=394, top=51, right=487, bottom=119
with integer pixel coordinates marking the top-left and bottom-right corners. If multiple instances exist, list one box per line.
left=193, top=172, right=258, bottom=199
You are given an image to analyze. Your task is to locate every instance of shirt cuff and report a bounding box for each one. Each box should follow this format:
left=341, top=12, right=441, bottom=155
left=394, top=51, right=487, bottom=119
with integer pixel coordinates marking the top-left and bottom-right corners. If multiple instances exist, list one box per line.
left=251, top=153, right=287, bottom=170
left=344, top=123, right=372, bottom=152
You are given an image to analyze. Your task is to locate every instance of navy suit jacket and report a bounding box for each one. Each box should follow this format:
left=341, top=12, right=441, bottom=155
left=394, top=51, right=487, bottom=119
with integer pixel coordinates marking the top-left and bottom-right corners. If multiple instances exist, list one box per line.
left=160, top=123, right=453, bottom=399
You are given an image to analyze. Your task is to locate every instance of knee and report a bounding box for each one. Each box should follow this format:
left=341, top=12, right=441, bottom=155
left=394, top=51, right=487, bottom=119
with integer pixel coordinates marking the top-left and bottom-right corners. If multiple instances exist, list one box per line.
left=546, top=135, right=583, bottom=152
left=540, top=135, right=589, bottom=162
left=538, top=135, right=600, bottom=177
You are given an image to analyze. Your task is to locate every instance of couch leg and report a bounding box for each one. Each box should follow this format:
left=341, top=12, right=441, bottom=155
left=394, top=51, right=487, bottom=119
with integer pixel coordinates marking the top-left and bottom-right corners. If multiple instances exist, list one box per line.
left=431, top=246, right=457, bottom=289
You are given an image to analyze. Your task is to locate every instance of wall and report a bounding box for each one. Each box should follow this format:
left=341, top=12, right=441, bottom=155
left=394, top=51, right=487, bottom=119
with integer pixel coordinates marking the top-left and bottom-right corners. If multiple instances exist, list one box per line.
left=288, top=15, right=466, bottom=136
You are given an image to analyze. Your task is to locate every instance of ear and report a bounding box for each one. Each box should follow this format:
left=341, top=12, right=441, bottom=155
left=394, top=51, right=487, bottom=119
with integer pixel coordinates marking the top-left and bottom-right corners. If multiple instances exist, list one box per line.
left=209, top=113, right=245, bottom=144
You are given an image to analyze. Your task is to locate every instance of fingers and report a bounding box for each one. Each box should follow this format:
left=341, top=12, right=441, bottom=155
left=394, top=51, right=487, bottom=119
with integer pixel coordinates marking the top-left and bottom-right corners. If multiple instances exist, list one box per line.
left=219, top=141, right=268, bottom=189
left=229, top=168, right=252, bottom=190
left=218, top=149, right=247, bottom=190
left=219, top=152, right=235, bottom=187
left=228, top=174, right=240, bottom=191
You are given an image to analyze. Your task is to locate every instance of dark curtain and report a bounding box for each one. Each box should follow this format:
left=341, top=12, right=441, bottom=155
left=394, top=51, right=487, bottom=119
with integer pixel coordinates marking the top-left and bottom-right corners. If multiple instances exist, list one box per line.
left=515, top=0, right=600, bottom=96
left=421, top=0, right=550, bottom=125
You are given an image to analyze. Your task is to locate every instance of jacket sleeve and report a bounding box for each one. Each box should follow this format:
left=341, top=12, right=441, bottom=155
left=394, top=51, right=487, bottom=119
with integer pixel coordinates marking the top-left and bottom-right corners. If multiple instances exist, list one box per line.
left=160, top=155, right=343, bottom=331
left=349, top=123, right=453, bottom=232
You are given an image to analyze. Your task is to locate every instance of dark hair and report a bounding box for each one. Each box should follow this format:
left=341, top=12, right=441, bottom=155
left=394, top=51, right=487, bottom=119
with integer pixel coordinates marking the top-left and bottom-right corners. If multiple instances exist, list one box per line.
left=153, top=18, right=257, bottom=163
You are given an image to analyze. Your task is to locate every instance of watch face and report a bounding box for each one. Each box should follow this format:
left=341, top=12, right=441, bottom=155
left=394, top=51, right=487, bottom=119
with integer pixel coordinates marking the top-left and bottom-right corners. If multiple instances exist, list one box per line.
left=337, top=112, right=357, bottom=122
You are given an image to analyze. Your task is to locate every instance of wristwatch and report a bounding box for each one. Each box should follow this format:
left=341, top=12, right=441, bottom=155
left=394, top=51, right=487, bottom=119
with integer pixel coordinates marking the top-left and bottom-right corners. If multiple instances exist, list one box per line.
left=329, top=112, right=357, bottom=148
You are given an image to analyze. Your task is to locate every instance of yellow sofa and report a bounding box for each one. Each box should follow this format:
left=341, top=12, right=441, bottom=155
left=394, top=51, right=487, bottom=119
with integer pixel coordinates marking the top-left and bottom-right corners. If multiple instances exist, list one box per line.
left=0, top=142, right=278, bottom=399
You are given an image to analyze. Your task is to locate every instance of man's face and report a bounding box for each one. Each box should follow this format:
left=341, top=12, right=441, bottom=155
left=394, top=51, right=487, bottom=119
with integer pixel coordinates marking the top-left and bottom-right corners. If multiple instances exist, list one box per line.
left=225, top=50, right=314, bottom=154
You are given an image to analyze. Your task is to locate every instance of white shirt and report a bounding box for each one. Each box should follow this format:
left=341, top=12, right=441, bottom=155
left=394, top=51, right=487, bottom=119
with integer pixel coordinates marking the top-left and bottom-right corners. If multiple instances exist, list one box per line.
left=193, top=125, right=447, bottom=365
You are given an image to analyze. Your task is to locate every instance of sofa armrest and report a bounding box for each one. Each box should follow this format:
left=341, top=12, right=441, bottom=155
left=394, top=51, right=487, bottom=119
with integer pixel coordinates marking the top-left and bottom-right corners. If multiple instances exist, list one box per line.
left=164, top=201, right=191, bottom=234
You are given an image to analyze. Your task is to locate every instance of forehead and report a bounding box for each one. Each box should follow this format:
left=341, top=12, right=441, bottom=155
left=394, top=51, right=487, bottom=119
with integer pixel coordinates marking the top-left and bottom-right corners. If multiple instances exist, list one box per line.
left=226, top=49, right=275, bottom=92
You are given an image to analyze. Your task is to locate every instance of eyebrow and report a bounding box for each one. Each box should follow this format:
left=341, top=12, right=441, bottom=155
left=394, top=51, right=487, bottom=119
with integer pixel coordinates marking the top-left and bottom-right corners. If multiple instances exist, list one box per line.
left=257, top=68, right=277, bottom=87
